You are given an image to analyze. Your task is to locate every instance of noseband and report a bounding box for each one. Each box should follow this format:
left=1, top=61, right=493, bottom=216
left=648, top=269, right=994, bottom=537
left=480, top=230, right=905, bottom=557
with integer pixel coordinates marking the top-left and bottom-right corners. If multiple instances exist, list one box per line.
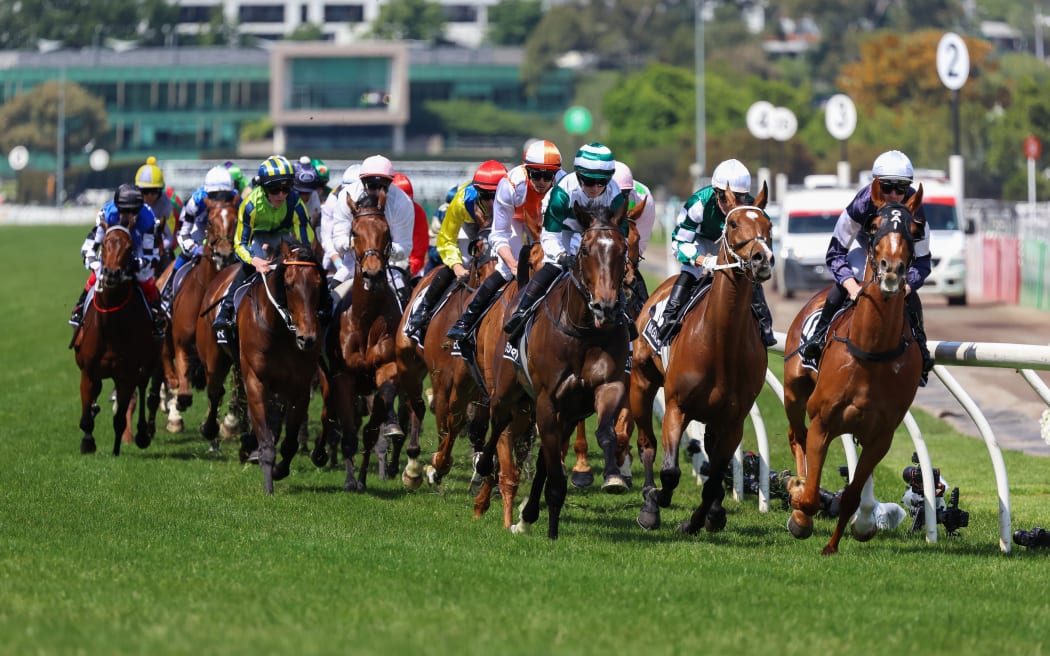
left=715, top=205, right=772, bottom=281
left=260, top=258, right=321, bottom=336
left=863, top=205, right=915, bottom=291
left=567, top=224, right=626, bottom=311
left=352, top=210, right=392, bottom=263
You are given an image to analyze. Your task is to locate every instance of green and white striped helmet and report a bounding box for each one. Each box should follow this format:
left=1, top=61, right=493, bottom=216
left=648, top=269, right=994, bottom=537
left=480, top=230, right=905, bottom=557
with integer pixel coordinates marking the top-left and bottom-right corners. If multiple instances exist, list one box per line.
left=573, top=142, right=615, bottom=181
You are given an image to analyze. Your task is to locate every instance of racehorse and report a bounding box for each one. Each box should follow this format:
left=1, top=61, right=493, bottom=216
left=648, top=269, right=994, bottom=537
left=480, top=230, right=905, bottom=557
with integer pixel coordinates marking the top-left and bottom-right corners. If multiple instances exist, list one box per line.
left=160, top=196, right=239, bottom=432
left=196, top=264, right=247, bottom=455
left=73, top=225, right=163, bottom=455
left=314, top=191, right=404, bottom=492
left=396, top=232, right=496, bottom=490
left=629, top=183, right=773, bottom=534
left=474, top=201, right=631, bottom=538
left=782, top=182, right=925, bottom=555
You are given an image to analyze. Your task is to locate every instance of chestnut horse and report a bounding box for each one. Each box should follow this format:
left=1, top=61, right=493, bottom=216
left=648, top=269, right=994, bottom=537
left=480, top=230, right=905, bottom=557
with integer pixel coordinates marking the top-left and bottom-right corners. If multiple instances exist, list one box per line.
left=160, top=197, right=239, bottom=431
left=73, top=225, right=163, bottom=455
left=196, top=263, right=248, bottom=455
left=314, top=191, right=404, bottom=492
left=629, top=184, right=773, bottom=534
left=782, top=182, right=925, bottom=555
left=238, top=241, right=326, bottom=493
left=474, top=201, right=631, bottom=539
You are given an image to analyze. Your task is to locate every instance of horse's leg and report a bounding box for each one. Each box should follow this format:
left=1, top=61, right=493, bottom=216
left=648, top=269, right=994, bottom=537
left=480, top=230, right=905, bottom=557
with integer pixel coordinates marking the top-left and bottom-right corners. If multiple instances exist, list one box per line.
left=615, top=404, right=633, bottom=486
left=849, top=474, right=879, bottom=544
left=122, top=393, right=136, bottom=444
left=679, top=426, right=740, bottom=535
left=656, top=398, right=686, bottom=508
left=465, top=401, right=491, bottom=493
left=111, top=381, right=135, bottom=456
left=199, top=359, right=230, bottom=451
left=497, top=427, right=521, bottom=530
left=142, top=366, right=163, bottom=448
left=787, top=418, right=834, bottom=540
left=569, top=421, right=594, bottom=488
left=221, top=370, right=245, bottom=440
left=79, top=373, right=102, bottom=454
left=595, top=382, right=628, bottom=494
left=242, top=369, right=276, bottom=494
left=374, top=364, right=404, bottom=481
left=825, top=437, right=892, bottom=555
left=331, top=378, right=364, bottom=492
left=518, top=442, right=548, bottom=530
left=630, top=370, right=661, bottom=529
left=274, top=392, right=310, bottom=481
left=474, top=396, right=514, bottom=518
left=132, top=374, right=152, bottom=449
left=783, top=382, right=811, bottom=476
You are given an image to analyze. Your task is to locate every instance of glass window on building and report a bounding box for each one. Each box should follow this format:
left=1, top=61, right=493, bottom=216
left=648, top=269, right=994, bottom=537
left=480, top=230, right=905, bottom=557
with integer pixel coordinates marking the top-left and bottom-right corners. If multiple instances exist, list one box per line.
left=442, top=4, right=478, bottom=22
left=178, top=5, right=215, bottom=23
left=325, top=4, right=363, bottom=22
left=286, top=57, right=392, bottom=111
left=239, top=4, right=285, bottom=22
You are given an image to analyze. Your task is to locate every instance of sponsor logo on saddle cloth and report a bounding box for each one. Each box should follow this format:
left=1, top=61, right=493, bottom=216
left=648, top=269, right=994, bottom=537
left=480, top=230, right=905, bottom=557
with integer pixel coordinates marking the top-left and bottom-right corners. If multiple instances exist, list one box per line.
left=797, top=305, right=847, bottom=372
left=641, top=283, right=712, bottom=361
left=502, top=324, right=537, bottom=397
left=402, top=278, right=455, bottom=348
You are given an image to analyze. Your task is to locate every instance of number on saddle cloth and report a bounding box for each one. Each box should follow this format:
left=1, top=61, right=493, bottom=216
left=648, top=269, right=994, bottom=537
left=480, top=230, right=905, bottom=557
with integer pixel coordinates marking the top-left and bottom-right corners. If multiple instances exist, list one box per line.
left=641, top=278, right=712, bottom=350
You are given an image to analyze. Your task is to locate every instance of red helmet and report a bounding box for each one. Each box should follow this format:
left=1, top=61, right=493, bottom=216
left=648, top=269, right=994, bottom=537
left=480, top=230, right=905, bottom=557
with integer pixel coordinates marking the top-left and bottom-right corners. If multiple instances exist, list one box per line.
left=391, top=172, right=414, bottom=199
left=472, top=160, right=508, bottom=191
left=523, top=140, right=562, bottom=171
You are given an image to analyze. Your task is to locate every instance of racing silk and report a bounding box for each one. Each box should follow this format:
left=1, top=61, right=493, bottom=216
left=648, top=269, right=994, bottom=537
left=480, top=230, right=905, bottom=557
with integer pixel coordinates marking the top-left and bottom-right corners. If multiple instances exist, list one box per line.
left=491, top=165, right=566, bottom=279
left=409, top=200, right=429, bottom=276
left=624, top=179, right=657, bottom=255
left=146, top=188, right=181, bottom=252
left=828, top=185, right=931, bottom=290
left=540, top=173, right=624, bottom=263
left=177, top=187, right=210, bottom=254
left=436, top=183, right=492, bottom=269
left=81, top=201, right=158, bottom=273
left=331, top=181, right=415, bottom=270
left=671, top=185, right=753, bottom=265
left=320, top=183, right=348, bottom=273
left=233, top=185, right=314, bottom=265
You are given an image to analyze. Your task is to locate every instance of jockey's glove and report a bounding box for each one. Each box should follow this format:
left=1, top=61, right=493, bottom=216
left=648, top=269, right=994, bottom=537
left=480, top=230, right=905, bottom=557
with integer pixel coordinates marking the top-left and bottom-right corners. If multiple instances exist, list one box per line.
left=556, top=252, right=575, bottom=270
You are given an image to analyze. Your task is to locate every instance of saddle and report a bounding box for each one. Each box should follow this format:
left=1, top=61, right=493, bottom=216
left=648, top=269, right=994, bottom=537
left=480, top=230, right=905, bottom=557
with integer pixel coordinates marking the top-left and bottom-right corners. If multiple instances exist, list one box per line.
left=403, top=278, right=460, bottom=347
left=795, top=305, right=849, bottom=372
left=641, top=279, right=713, bottom=351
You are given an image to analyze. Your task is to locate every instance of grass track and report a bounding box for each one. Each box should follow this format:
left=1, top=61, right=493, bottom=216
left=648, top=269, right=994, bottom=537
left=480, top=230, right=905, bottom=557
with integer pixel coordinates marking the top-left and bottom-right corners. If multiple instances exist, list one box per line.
left=1, top=226, right=1049, bottom=655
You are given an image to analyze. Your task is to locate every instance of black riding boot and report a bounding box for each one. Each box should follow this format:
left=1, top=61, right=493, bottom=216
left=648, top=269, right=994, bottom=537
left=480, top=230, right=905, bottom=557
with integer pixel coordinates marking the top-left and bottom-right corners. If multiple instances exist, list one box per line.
left=447, top=271, right=506, bottom=342
left=801, top=284, right=847, bottom=361
left=906, top=292, right=934, bottom=385
left=149, top=299, right=167, bottom=338
left=70, top=287, right=89, bottom=327
left=656, top=271, right=697, bottom=346
left=407, top=266, right=455, bottom=337
left=503, top=262, right=562, bottom=338
left=213, top=264, right=251, bottom=345
left=751, top=284, right=777, bottom=347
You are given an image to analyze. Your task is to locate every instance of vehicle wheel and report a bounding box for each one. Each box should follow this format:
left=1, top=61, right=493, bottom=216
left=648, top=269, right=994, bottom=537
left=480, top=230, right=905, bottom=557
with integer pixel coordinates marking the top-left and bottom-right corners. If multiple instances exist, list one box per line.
left=947, top=293, right=967, bottom=306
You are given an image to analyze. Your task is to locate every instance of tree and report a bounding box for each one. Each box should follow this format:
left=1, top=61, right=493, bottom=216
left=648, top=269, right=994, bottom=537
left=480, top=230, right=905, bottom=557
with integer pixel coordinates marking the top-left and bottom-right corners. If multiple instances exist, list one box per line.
left=369, top=0, right=447, bottom=42
left=0, top=81, right=108, bottom=155
left=487, top=0, right=543, bottom=46
left=0, top=0, right=180, bottom=49
left=286, top=23, right=325, bottom=41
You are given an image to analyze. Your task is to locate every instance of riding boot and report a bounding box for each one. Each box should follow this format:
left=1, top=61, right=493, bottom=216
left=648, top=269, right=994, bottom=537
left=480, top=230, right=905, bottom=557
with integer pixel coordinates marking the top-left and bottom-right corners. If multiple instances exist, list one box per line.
left=905, top=292, right=934, bottom=386
left=503, top=262, right=562, bottom=338
left=447, top=271, right=505, bottom=342
left=407, top=266, right=454, bottom=337
left=801, top=284, right=846, bottom=362
left=213, top=265, right=250, bottom=345
left=656, top=271, right=697, bottom=346
left=70, top=288, right=89, bottom=327
left=751, top=284, right=777, bottom=347
left=149, top=299, right=167, bottom=339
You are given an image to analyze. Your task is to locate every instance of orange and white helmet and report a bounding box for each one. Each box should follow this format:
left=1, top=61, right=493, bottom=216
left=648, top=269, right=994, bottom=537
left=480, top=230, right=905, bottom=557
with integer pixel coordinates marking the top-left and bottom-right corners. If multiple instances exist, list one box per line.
left=523, top=140, right=562, bottom=171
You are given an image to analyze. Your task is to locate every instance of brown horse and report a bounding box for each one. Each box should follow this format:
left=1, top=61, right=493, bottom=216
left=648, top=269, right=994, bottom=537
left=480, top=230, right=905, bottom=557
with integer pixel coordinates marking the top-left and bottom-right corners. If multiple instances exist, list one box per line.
left=196, top=263, right=246, bottom=454
left=629, top=184, right=773, bottom=534
left=236, top=241, right=326, bottom=493
left=474, top=201, right=631, bottom=538
left=782, top=182, right=925, bottom=555
left=73, top=225, right=163, bottom=455
left=314, top=191, right=404, bottom=492
left=159, top=197, right=239, bottom=431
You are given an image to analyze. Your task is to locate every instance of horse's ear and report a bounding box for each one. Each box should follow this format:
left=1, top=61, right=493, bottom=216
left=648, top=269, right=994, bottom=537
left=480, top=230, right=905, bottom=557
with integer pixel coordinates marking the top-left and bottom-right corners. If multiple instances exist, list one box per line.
left=870, top=178, right=885, bottom=209
left=627, top=195, right=646, bottom=222
left=906, top=182, right=924, bottom=215
left=572, top=201, right=591, bottom=229
left=754, top=181, right=768, bottom=209
left=377, top=188, right=387, bottom=212
left=347, top=192, right=358, bottom=215
left=611, top=198, right=628, bottom=231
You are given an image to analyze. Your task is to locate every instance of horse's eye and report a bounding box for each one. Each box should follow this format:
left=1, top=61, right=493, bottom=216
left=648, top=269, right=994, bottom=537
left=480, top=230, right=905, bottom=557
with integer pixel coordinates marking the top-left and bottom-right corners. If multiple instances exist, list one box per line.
left=728, top=220, right=738, bottom=230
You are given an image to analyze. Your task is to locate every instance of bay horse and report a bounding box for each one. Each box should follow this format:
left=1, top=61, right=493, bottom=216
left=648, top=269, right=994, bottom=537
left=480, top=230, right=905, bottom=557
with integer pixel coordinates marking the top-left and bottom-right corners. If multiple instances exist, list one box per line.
left=196, top=262, right=247, bottom=455
left=474, top=201, right=631, bottom=539
left=73, top=225, right=163, bottom=455
left=314, top=191, right=404, bottom=492
left=629, top=183, right=773, bottom=534
left=782, top=182, right=925, bottom=555
left=160, top=197, right=239, bottom=432
left=238, top=240, right=326, bottom=493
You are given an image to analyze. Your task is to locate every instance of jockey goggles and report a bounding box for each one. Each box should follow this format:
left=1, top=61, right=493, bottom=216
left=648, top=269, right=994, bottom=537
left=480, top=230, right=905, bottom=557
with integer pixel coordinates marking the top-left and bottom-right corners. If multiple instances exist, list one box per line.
left=528, top=169, right=556, bottom=182
left=879, top=179, right=910, bottom=194
left=264, top=182, right=291, bottom=195
left=715, top=188, right=748, bottom=203
left=207, top=190, right=236, bottom=202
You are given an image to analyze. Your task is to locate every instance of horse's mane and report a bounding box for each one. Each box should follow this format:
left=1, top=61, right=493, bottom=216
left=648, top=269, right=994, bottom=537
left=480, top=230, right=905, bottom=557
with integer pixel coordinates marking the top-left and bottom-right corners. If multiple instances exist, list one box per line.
left=354, top=191, right=383, bottom=211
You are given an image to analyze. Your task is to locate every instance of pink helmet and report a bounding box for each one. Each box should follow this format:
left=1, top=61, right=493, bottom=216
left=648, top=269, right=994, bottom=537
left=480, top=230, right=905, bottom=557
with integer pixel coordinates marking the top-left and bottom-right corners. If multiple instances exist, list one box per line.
left=358, top=155, right=394, bottom=180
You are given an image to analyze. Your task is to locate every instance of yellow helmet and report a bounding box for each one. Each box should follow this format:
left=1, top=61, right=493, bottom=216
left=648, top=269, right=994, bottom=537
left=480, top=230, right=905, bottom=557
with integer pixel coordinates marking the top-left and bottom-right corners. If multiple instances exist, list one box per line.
left=134, top=156, right=165, bottom=190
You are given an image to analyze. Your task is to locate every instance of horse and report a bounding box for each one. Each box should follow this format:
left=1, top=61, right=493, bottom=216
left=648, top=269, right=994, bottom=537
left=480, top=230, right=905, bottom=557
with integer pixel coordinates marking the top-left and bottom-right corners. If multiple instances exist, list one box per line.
left=72, top=225, right=163, bottom=455
left=474, top=201, right=631, bottom=539
left=782, top=182, right=925, bottom=555
left=313, top=191, right=404, bottom=492
left=396, top=232, right=497, bottom=490
left=159, top=196, right=239, bottom=432
left=628, top=183, right=773, bottom=534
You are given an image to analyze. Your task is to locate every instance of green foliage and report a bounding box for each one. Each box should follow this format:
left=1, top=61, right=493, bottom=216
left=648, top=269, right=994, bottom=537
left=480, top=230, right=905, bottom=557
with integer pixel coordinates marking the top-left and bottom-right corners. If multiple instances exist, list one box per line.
left=487, top=0, right=544, bottom=46
left=0, top=0, right=180, bottom=49
left=0, top=81, right=108, bottom=154
left=369, top=0, right=447, bottom=42
left=423, top=99, right=544, bottom=136
left=286, top=23, right=325, bottom=41
left=239, top=116, right=274, bottom=142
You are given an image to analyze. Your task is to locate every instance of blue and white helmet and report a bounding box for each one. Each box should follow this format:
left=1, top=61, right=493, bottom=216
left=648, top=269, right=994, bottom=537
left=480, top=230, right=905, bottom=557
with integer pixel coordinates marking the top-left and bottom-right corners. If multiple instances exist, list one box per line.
left=872, top=150, right=914, bottom=182
left=711, top=159, right=751, bottom=194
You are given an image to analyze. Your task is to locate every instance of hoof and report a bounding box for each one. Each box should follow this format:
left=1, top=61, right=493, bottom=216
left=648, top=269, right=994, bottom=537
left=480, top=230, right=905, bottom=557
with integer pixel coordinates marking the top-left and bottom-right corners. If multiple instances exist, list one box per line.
left=601, top=475, right=629, bottom=494
left=571, top=469, right=594, bottom=488
left=402, top=461, right=424, bottom=490
left=511, top=521, right=531, bottom=535
left=787, top=511, right=813, bottom=539
left=310, top=447, right=328, bottom=468
left=245, top=449, right=260, bottom=465
left=705, top=507, right=727, bottom=532
left=90, top=404, right=101, bottom=418
left=851, top=517, right=878, bottom=543
left=273, top=461, right=290, bottom=481
left=424, top=464, right=440, bottom=486
left=344, top=480, right=366, bottom=493
left=381, top=422, right=404, bottom=439
left=220, top=416, right=239, bottom=439
left=166, top=418, right=184, bottom=433
left=637, top=488, right=661, bottom=530
left=677, top=520, right=700, bottom=536
left=80, top=436, right=97, bottom=454
left=473, top=451, right=494, bottom=478
left=134, top=432, right=152, bottom=449
left=176, top=395, right=193, bottom=412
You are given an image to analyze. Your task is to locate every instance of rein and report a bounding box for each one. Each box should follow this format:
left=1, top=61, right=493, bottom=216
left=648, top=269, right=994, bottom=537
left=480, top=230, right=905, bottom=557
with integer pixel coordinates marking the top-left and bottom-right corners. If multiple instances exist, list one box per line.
left=259, top=260, right=317, bottom=335
left=710, top=205, right=770, bottom=279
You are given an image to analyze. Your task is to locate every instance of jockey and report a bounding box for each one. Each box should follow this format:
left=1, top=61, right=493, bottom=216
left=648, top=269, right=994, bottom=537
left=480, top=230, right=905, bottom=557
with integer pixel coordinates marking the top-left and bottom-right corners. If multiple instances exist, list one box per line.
left=134, top=156, right=182, bottom=267
left=71, top=184, right=165, bottom=337
left=799, top=149, right=934, bottom=380
left=293, top=156, right=323, bottom=226
left=656, top=158, right=776, bottom=348
left=391, top=172, right=431, bottom=281
left=211, top=155, right=319, bottom=345
left=612, top=161, right=657, bottom=255
left=224, top=161, right=250, bottom=195
left=311, top=158, right=332, bottom=203
left=405, top=160, right=507, bottom=338
left=424, top=185, right=459, bottom=276
left=321, top=164, right=359, bottom=290
left=502, top=142, right=627, bottom=339
left=447, top=140, right=564, bottom=342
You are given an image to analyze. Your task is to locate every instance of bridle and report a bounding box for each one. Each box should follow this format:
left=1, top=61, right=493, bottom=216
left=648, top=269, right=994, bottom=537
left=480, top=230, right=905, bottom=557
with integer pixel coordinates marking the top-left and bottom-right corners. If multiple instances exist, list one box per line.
left=259, top=257, right=321, bottom=337
left=713, top=205, right=772, bottom=282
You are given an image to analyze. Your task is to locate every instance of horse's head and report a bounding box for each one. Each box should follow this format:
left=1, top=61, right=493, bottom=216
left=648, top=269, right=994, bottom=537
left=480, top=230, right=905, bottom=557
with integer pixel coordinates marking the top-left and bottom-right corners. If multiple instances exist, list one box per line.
left=867, top=181, right=924, bottom=297
left=623, top=195, right=646, bottom=288
left=572, top=201, right=628, bottom=329
left=273, top=240, right=325, bottom=351
left=204, top=195, right=239, bottom=264
left=347, top=191, right=391, bottom=290
left=721, top=181, right=774, bottom=282
left=99, top=225, right=134, bottom=290
left=467, top=228, right=497, bottom=286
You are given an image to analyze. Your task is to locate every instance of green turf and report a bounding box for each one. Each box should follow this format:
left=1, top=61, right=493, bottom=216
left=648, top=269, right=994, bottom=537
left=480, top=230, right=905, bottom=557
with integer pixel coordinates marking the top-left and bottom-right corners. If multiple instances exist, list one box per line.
left=1, top=226, right=1048, bottom=655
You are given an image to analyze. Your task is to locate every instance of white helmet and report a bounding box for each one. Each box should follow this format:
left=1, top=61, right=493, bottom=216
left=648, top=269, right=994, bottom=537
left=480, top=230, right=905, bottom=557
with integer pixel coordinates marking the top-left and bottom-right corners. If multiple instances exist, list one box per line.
left=203, top=165, right=234, bottom=193
left=341, top=164, right=361, bottom=185
left=872, top=150, right=914, bottom=182
left=711, top=159, right=751, bottom=193
left=612, top=161, right=634, bottom=194
left=358, top=155, right=394, bottom=180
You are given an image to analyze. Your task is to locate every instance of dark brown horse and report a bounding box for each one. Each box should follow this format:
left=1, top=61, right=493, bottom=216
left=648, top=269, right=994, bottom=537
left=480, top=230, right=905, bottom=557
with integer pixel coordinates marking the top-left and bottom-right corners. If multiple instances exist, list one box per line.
left=159, top=196, right=239, bottom=432
left=238, top=241, right=326, bottom=493
left=314, top=191, right=403, bottom=492
left=196, top=263, right=245, bottom=454
left=474, top=201, right=631, bottom=538
left=629, top=184, right=773, bottom=534
left=73, top=225, right=163, bottom=455
left=782, top=182, right=925, bottom=555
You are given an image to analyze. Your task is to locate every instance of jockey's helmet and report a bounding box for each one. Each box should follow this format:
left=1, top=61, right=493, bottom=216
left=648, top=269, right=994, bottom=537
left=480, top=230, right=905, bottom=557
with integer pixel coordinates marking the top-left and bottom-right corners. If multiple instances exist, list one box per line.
left=311, top=158, right=330, bottom=186
left=613, top=161, right=634, bottom=195
left=341, top=164, right=361, bottom=186
left=224, top=161, right=247, bottom=192
left=872, top=150, right=914, bottom=182
left=134, top=156, right=165, bottom=190
left=293, top=162, right=319, bottom=193
left=204, top=166, right=234, bottom=194
left=472, top=160, right=508, bottom=191
left=573, top=143, right=615, bottom=182
left=358, top=155, right=395, bottom=181
left=711, top=159, right=751, bottom=194
left=523, top=140, right=562, bottom=171
left=391, top=173, right=414, bottom=200
left=256, top=155, right=294, bottom=188
left=115, top=184, right=144, bottom=213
